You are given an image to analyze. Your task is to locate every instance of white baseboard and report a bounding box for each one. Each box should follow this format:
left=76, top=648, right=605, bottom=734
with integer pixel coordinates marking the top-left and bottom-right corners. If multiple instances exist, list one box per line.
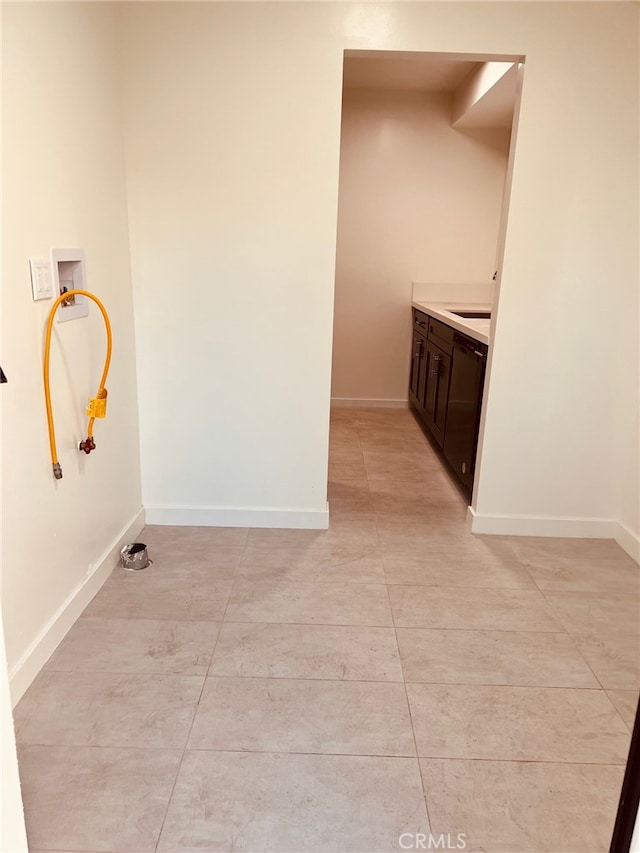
left=331, top=398, right=408, bottom=408
left=467, top=507, right=619, bottom=539
left=9, top=508, right=145, bottom=707
left=144, top=504, right=330, bottom=530
left=615, top=522, right=640, bottom=563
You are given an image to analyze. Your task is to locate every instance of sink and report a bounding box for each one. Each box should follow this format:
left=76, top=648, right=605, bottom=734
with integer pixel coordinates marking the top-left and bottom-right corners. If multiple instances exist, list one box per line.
left=450, top=310, right=492, bottom=319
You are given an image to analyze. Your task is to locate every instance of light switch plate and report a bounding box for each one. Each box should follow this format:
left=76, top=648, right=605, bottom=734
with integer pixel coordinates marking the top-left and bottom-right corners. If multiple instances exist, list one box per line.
left=29, top=258, right=53, bottom=300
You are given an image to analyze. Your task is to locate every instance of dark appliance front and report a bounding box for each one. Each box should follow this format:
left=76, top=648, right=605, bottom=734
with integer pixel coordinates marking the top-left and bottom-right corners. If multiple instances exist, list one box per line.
left=443, top=332, right=488, bottom=492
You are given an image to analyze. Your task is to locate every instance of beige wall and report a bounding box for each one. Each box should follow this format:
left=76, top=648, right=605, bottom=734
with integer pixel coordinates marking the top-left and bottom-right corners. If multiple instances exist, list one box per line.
left=2, top=2, right=143, bottom=700
left=119, top=1, right=638, bottom=550
left=473, top=4, right=639, bottom=544
left=119, top=2, right=341, bottom=527
left=331, top=88, right=509, bottom=402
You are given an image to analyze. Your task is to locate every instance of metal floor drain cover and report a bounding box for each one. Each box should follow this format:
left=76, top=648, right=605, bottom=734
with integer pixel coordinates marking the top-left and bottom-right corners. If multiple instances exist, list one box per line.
left=120, top=542, right=152, bottom=571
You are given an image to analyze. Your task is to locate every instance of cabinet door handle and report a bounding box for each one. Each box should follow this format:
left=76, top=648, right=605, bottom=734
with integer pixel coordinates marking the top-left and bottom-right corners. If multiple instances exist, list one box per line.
left=414, top=341, right=423, bottom=357
left=431, top=354, right=441, bottom=376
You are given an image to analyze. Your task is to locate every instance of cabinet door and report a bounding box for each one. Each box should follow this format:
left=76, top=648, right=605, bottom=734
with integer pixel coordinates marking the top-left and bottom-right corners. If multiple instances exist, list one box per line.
left=417, top=338, right=428, bottom=411
left=443, top=338, right=487, bottom=492
left=409, top=329, right=426, bottom=410
left=433, top=346, right=451, bottom=444
left=424, top=340, right=451, bottom=447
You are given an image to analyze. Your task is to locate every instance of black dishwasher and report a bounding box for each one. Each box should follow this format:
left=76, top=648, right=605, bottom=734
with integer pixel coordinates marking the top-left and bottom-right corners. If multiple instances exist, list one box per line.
left=443, top=332, right=488, bottom=492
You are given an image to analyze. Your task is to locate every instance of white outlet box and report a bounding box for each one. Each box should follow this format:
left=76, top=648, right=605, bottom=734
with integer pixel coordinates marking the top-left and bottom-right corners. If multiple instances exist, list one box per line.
left=51, top=248, right=88, bottom=322
left=29, top=258, right=53, bottom=300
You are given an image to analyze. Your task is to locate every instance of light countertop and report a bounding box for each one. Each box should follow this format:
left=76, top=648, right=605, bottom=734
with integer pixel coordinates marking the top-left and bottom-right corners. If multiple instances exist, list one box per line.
left=412, top=301, right=492, bottom=346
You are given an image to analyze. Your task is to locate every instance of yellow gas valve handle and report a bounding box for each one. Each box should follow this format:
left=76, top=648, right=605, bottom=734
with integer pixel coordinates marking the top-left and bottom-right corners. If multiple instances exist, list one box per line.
left=86, top=388, right=108, bottom=419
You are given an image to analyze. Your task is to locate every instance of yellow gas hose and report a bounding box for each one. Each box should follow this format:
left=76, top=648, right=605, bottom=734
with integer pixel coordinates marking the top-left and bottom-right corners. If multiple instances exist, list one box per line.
left=43, top=290, right=112, bottom=479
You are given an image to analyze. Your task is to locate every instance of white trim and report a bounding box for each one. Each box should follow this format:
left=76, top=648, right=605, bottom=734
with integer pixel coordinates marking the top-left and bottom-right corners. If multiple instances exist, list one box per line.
left=1, top=612, right=28, bottom=851
left=615, top=522, right=640, bottom=564
left=144, top=504, right=330, bottom=530
left=9, top=508, right=145, bottom=707
left=467, top=506, right=619, bottom=539
left=331, top=398, right=408, bottom=408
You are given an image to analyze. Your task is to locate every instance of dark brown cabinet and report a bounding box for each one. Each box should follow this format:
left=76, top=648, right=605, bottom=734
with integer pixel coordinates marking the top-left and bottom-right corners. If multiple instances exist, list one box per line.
left=409, top=312, right=429, bottom=415
left=409, top=307, right=487, bottom=496
left=409, top=328, right=426, bottom=412
left=410, top=309, right=454, bottom=449
left=423, top=339, right=451, bottom=447
left=443, top=334, right=488, bottom=492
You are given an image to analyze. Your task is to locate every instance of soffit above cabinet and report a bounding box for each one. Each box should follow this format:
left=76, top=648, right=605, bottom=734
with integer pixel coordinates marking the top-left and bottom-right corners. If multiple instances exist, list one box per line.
left=343, top=53, right=478, bottom=93
left=452, top=62, right=519, bottom=129
left=342, top=51, right=519, bottom=131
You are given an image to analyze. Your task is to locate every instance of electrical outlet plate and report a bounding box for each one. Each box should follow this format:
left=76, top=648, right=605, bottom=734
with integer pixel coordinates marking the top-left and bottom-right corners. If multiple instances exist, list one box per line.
left=29, top=258, right=54, bottom=300
left=51, top=248, right=88, bottom=322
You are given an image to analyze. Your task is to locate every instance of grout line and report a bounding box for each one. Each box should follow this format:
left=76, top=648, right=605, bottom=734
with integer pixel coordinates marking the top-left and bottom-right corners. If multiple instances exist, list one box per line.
left=604, top=690, right=638, bottom=735
left=152, top=666, right=213, bottom=848
left=38, top=666, right=404, bottom=682
left=599, top=688, right=638, bottom=733
left=38, top=850, right=124, bottom=853
left=29, top=668, right=615, bottom=691
left=151, top=545, right=246, bottom=851
left=23, top=742, right=628, bottom=767
left=558, top=630, right=613, bottom=693
left=142, top=617, right=575, bottom=632
left=412, top=755, right=630, bottom=767
left=102, top=567, right=584, bottom=594
left=203, top=623, right=224, bottom=682
left=206, top=559, right=241, bottom=674
left=378, top=516, right=435, bottom=832
left=396, top=682, right=611, bottom=693
left=178, top=746, right=626, bottom=765
left=219, top=617, right=395, bottom=627
left=219, top=619, right=555, bottom=630
left=184, top=746, right=420, bottom=759
left=202, top=577, right=552, bottom=590
left=157, top=674, right=609, bottom=691
left=58, top=614, right=581, bottom=633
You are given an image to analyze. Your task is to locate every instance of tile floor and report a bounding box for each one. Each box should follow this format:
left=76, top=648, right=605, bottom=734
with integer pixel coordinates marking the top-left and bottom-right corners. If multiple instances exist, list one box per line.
left=15, top=406, right=640, bottom=852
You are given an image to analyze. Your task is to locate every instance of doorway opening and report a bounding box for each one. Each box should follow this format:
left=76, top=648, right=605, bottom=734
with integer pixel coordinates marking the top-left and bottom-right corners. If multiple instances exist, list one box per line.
left=328, top=49, right=524, bottom=508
